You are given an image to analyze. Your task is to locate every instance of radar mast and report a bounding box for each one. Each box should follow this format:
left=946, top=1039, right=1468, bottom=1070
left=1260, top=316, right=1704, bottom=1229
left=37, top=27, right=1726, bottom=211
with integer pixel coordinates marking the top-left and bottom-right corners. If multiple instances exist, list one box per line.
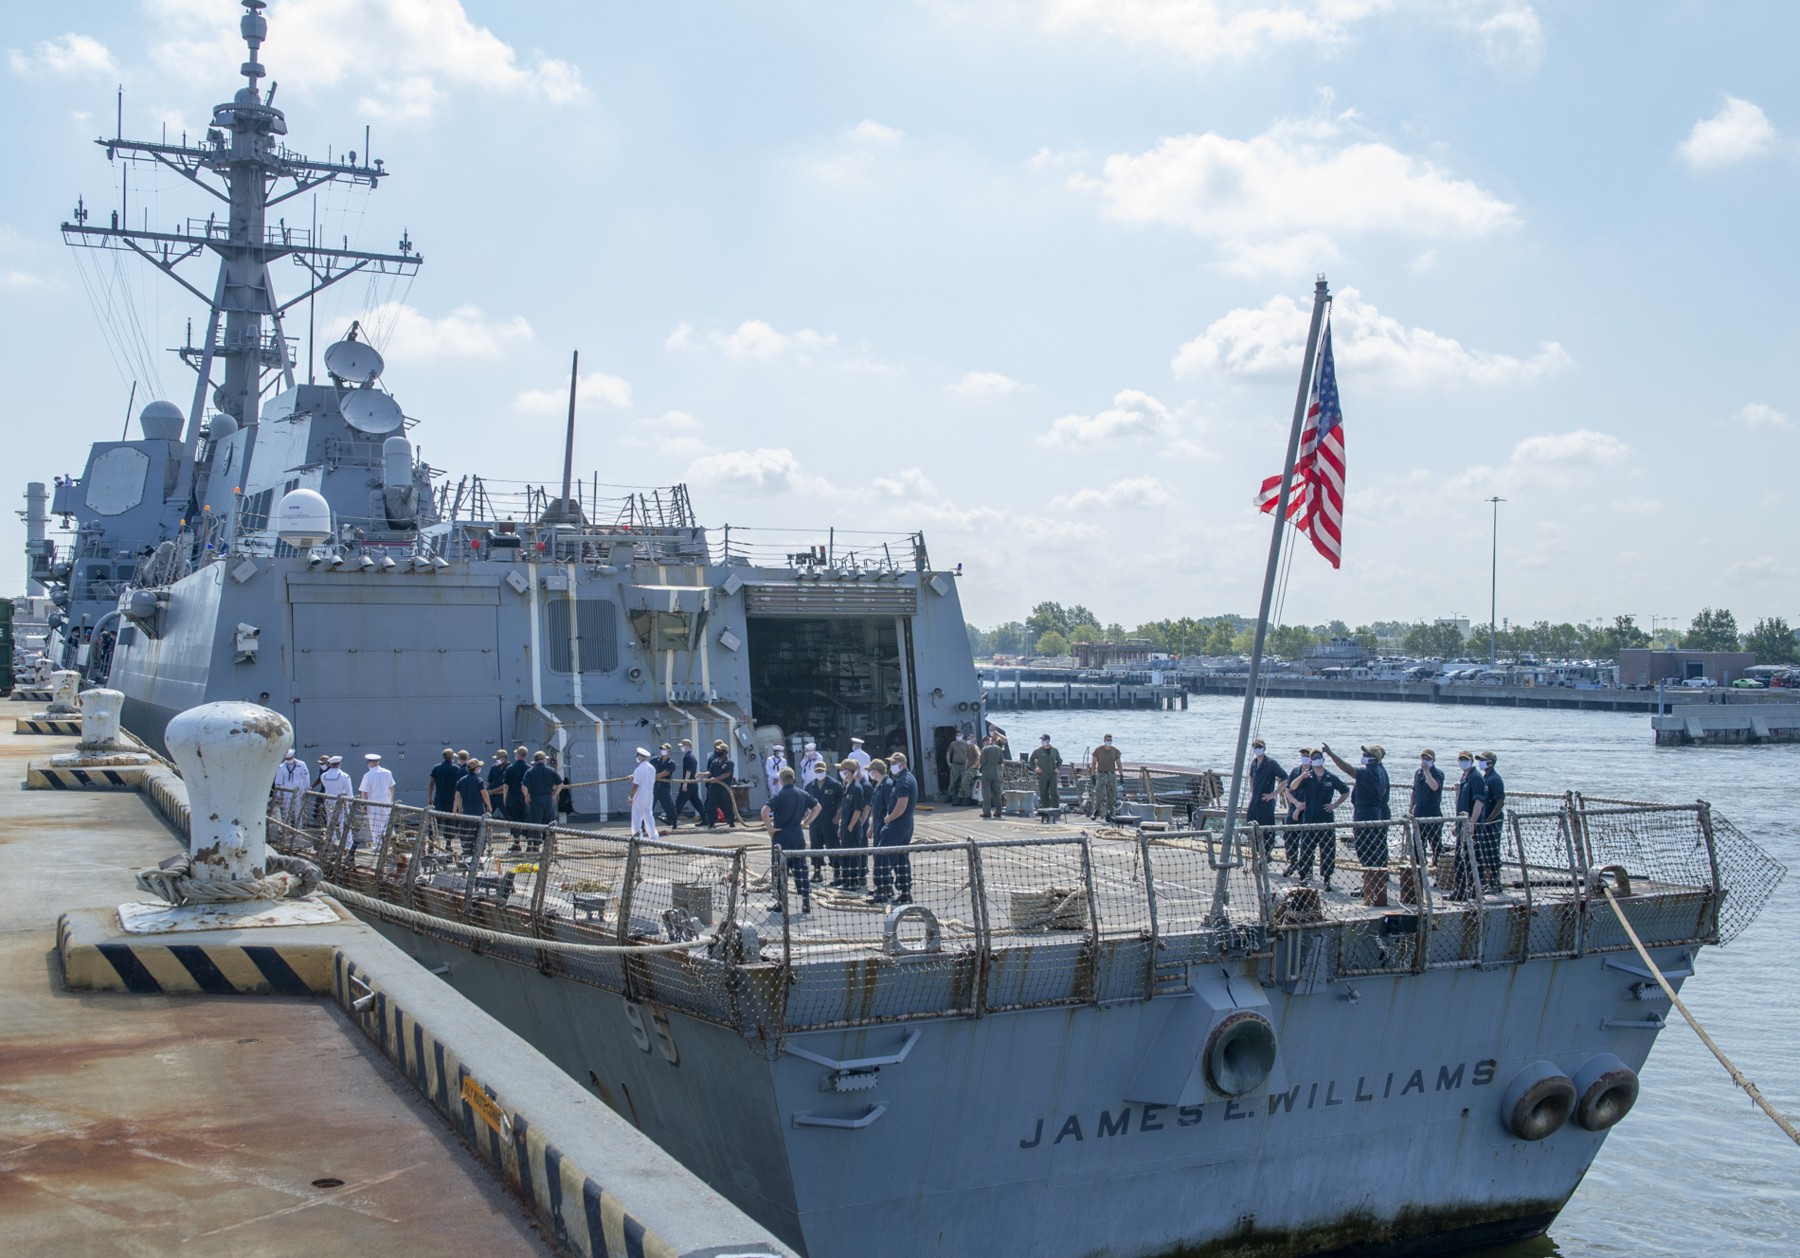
left=60, top=0, right=423, bottom=512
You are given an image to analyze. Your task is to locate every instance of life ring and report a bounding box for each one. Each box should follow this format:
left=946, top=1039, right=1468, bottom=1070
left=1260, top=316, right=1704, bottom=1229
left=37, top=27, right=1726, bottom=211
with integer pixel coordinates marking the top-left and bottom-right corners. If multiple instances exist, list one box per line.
left=1204, top=1010, right=1278, bottom=1097
left=884, top=904, right=942, bottom=956
left=1501, top=1061, right=1577, bottom=1141
left=1572, top=1053, right=1639, bottom=1132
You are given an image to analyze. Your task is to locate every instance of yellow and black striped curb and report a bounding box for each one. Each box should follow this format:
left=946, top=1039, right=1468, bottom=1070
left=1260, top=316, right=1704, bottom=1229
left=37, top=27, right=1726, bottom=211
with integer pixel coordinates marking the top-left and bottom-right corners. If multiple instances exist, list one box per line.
left=12, top=689, right=53, bottom=703
left=26, top=763, right=150, bottom=790
left=56, top=907, right=342, bottom=996
left=15, top=717, right=81, bottom=736
left=332, top=955, right=772, bottom=1258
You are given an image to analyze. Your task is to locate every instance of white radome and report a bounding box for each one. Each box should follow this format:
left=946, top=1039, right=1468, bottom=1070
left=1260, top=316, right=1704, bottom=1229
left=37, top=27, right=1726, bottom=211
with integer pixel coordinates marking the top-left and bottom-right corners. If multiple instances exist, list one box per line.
left=276, top=487, right=333, bottom=548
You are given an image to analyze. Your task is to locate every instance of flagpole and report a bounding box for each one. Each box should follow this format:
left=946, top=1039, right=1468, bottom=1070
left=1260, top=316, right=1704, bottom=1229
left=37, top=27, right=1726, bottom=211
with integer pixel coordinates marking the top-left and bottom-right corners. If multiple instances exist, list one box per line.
left=1210, top=275, right=1330, bottom=921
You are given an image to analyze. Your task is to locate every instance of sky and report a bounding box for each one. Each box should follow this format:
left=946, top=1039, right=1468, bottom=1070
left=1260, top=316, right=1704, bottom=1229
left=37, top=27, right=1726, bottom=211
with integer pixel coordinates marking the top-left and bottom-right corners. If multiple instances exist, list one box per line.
left=2, top=1, right=1795, bottom=636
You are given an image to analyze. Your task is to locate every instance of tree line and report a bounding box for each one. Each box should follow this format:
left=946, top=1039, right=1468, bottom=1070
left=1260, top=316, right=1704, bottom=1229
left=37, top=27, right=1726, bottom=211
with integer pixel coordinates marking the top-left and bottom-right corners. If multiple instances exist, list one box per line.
left=966, top=602, right=1800, bottom=666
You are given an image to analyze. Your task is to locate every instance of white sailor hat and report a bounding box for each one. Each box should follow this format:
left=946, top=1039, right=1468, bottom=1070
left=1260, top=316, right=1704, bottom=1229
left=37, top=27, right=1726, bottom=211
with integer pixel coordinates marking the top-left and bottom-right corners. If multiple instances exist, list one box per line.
left=851, top=736, right=865, bottom=745
left=283, top=748, right=296, bottom=758
left=365, top=752, right=381, bottom=761
left=635, top=746, right=650, bottom=757
left=328, top=755, right=343, bottom=765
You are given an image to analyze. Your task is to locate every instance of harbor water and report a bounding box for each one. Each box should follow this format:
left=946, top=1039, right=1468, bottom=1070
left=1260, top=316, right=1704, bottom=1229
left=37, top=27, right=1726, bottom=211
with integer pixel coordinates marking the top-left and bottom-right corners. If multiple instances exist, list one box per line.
left=1020, top=698, right=1799, bottom=1257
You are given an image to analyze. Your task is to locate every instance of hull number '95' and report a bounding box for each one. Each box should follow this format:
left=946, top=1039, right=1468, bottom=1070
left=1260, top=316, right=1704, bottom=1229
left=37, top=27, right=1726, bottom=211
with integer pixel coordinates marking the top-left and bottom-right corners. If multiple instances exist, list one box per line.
left=624, top=1000, right=680, bottom=1065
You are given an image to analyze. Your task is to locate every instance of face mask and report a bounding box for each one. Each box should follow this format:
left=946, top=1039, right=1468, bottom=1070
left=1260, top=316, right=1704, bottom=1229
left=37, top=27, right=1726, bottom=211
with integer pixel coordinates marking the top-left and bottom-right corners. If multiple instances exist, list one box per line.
left=1458, top=759, right=1472, bottom=770
left=1311, top=757, right=1325, bottom=767
left=1479, top=761, right=1492, bottom=772
left=1360, top=755, right=1371, bottom=766
left=1252, top=749, right=1264, bottom=759
left=1421, top=758, right=1433, bottom=768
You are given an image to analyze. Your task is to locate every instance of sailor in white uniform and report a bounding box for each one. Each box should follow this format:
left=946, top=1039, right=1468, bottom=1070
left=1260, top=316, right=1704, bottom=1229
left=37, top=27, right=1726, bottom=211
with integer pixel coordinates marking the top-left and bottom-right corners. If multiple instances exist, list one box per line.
left=273, top=748, right=310, bottom=829
left=798, top=739, right=824, bottom=782
left=629, top=746, right=659, bottom=838
left=320, top=754, right=353, bottom=844
left=764, top=745, right=788, bottom=799
left=356, top=752, right=396, bottom=849
left=848, top=736, right=872, bottom=784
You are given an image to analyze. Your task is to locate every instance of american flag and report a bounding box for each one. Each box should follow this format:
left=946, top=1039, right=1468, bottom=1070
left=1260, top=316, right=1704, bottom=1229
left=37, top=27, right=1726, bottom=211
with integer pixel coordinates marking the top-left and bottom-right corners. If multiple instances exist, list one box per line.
left=1256, top=317, right=1344, bottom=568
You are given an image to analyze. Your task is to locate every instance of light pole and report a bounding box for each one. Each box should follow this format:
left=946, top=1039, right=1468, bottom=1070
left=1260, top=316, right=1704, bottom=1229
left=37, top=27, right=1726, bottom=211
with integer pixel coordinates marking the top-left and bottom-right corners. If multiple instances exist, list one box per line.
left=1486, top=496, right=1505, bottom=663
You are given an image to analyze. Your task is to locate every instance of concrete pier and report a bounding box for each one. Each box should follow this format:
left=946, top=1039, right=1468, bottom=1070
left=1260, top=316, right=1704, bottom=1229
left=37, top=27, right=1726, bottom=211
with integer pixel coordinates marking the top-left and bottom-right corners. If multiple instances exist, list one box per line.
left=0, top=698, right=793, bottom=1258
left=1651, top=703, right=1800, bottom=746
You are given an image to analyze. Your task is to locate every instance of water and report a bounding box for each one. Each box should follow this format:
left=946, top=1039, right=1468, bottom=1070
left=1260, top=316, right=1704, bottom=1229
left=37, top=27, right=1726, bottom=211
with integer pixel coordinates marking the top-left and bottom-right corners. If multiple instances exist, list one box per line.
left=1017, top=698, right=1799, bottom=1257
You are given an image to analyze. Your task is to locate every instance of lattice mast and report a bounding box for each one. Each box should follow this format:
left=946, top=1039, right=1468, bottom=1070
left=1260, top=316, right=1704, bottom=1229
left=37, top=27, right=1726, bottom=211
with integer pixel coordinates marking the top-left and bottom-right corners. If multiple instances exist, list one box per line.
left=60, top=0, right=422, bottom=509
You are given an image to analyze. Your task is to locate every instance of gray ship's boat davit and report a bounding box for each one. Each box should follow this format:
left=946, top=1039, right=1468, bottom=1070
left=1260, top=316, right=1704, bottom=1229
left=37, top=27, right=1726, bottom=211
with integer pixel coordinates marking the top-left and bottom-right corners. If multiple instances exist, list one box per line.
left=32, top=6, right=1787, bottom=1257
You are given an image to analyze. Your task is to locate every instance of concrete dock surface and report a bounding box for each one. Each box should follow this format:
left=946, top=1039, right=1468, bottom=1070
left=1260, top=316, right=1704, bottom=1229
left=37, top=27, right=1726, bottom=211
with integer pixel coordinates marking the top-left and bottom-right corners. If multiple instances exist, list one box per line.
left=0, top=706, right=555, bottom=1257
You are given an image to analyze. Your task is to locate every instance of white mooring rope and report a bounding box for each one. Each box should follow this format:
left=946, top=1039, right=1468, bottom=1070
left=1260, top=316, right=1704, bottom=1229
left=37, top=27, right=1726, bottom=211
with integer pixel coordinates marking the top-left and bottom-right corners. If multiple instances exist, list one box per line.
left=1600, top=883, right=1800, bottom=1148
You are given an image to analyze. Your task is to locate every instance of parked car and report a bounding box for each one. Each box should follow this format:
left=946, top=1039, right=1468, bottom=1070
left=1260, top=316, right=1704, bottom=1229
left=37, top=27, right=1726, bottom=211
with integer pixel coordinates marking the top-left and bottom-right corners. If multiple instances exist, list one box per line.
left=1680, top=677, right=1719, bottom=688
left=1731, top=678, right=1767, bottom=689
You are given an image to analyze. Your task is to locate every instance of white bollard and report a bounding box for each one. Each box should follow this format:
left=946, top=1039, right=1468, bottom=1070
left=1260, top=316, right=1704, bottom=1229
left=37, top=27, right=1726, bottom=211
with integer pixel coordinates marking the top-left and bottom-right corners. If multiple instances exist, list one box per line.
left=47, top=669, right=81, bottom=715
left=164, top=701, right=292, bottom=885
left=77, top=688, right=127, bottom=751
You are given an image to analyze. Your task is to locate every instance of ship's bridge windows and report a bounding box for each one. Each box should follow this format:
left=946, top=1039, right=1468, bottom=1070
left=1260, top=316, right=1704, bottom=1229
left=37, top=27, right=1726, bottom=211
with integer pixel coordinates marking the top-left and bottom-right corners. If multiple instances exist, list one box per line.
left=546, top=597, right=620, bottom=673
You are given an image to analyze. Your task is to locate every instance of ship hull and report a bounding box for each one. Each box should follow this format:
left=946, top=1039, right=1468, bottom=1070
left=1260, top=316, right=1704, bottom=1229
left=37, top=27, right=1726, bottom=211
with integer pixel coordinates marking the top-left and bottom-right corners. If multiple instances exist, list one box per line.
left=362, top=915, right=1678, bottom=1258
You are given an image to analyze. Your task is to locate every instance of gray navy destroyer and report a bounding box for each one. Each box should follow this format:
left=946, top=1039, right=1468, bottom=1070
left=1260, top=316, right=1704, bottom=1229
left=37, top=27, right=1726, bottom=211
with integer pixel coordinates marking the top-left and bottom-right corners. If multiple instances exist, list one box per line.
left=28, top=6, right=1786, bottom=1257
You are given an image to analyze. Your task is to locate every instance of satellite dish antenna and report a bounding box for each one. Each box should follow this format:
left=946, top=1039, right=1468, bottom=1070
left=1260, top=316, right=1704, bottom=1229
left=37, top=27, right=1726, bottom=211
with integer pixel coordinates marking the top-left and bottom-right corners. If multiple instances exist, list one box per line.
left=324, top=337, right=384, bottom=386
left=340, top=387, right=404, bottom=434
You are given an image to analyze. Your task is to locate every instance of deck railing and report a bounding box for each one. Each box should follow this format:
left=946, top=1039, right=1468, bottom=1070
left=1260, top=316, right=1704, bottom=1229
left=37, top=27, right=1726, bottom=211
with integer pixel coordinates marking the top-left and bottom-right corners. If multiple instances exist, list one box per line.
left=268, top=789, right=1781, bottom=1039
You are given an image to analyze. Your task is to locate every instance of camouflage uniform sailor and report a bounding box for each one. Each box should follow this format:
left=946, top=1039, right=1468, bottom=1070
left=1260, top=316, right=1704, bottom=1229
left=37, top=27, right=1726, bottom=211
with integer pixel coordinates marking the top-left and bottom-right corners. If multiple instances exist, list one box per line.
left=1089, top=733, right=1122, bottom=820
left=979, top=734, right=1006, bottom=818
left=945, top=733, right=969, bottom=804
left=1028, top=735, right=1063, bottom=810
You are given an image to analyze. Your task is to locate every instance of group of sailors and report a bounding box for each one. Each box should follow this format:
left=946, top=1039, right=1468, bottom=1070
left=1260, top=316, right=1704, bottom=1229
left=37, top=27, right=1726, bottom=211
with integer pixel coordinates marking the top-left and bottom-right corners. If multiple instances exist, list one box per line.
left=270, top=746, right=576, bottom=855
left=757, top=747, right=919, bottom=916
left=626, top=737, right=746, bottom=837
left=1244, top=740, right=1507, bottom=899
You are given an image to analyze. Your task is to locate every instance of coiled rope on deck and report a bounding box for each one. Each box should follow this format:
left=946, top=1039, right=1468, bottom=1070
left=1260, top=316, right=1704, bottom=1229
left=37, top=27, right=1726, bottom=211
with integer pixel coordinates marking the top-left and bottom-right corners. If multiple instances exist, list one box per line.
left=135, top=852, right=323, bottom=906
left=1600, top=882, right=1800, bottom=1148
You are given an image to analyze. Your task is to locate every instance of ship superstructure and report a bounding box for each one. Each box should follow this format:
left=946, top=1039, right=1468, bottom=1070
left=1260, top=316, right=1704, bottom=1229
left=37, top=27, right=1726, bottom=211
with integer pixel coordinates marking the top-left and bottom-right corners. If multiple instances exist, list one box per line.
left=38, top=2, right=982, bottom=812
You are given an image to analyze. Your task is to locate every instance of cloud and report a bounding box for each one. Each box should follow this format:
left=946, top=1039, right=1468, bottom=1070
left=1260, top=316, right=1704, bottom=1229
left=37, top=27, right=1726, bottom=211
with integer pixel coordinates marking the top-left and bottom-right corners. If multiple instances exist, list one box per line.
left=683, top=447, right=810, bottom=494
left=1677, top=97, right=1778, bottom=171
left=7, top=34, right=118, bottom=78
left=850, top=119, right=904, bottom=144
left=1075, top=110, right=1518, bottom=276
left=2, top=270, right=46, bottom=288
left=667, top=319, right=840, bottom=363
left=1736, top=402, right=1791, bottom=430
left=352, top=302, right=532, bottom=362
left=1049, top=477, right=1172, bottom=510
left=1471, top=4, right=1544, bottom=69
left=1610, top=497, right=1663, bottom=515
left=512, top=370, right=632, bottom=415
left=1040, top=389, right=1180, bottom=446
left=1727, top=555, right=1799, bottom=582
left=147, top=0, right=587, bottom=122
left=1453, top=429, right=1629, bottom=493
left=874, top=468, right=937, bottom=498
left=1173, top=286, right=1571, bottom=387
left=948, top=370, right=1026, bottom=397
left=1037, top=0, right=1389, bottom=65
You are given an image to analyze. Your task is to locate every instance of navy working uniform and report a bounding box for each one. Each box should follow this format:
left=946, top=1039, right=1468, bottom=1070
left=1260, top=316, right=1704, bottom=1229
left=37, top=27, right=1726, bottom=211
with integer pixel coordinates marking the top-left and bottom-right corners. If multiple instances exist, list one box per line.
left=837, top=769, right=871, bottom=888
left=503, top=754, right=529, bottom=822
left=1452, top=756, right=1490, bottom=899
left=652, top=748, right=678, bottom=827
left=429, top=754, right=462, bottom=814
left=523, top=757, right=560, bottom=830
left=1349, top=752, right=1392, bottom=868
left=873, top=763, right=918, bottom=904
left=677, top=744, right=703, bottom=821
left=1287, top=763, right=1347, bottom=884
left=765, top=780, right=816, bottom=910
left=1245, top=746, right=1287, bottom=856
left=1412, top=757, right=1444, bottom=855
left=1477, top=756, right=1506, bottom=891
left=486, top=755, right=508, bottom=814
left=452, top=764, right=488, bottom=855
left=704, top=745, right=735, bottom=827
left=805, top=768, right=843, bottom=880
